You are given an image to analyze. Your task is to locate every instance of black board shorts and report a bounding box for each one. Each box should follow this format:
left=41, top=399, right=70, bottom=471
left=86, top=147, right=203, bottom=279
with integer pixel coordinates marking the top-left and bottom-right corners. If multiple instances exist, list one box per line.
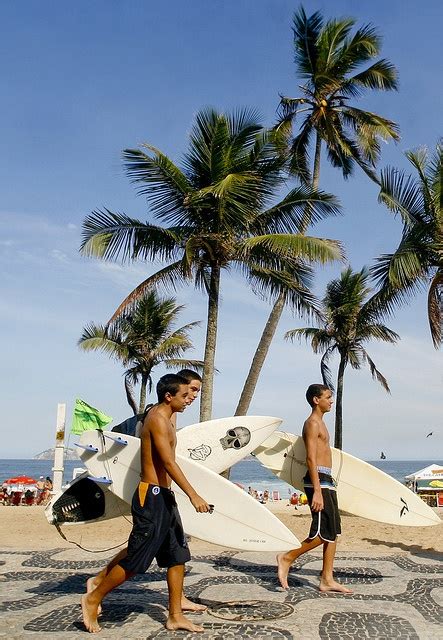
left=119, top=482, right=191, bottom=574
left=304, top=472, right=341, bottom=542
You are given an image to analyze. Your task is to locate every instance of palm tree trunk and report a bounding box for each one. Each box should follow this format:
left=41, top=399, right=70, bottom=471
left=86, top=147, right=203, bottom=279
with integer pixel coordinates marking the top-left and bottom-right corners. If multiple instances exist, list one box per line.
left=200, top=265, right=220, bottom=422
left=235, top=292, right=286, bottom=415
left=312, top=131, right=322, bottom=191
left=138, top=373, right=149, bottom=413
left=334, top=355, right=346, bottom=450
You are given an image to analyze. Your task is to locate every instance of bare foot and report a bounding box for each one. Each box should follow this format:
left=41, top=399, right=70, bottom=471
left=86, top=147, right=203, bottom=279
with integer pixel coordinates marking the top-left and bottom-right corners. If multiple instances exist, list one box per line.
left=319, top=578, right=353, bottom=594
left=276, top=552, right=292, bottom=590
left=165, top=613, right=204, bottom=632
left=86, top=577, right=102, bottom=616
left=81, top=594, right=101, bottom=633
left=181, top=595, right=207, bottom=612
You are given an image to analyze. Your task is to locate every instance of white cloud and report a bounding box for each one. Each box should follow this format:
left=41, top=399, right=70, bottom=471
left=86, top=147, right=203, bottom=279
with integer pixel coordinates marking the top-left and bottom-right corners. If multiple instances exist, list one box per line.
left=50, top=249, right=70, bottom=263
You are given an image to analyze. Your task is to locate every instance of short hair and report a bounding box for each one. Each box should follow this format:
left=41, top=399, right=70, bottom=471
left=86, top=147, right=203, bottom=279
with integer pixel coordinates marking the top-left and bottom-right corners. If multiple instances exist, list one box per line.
left=306, top=383, right=330, bottom=407
left=176, top=369, right=202, bottom=383
left=156, top=374, right=189, bottom=403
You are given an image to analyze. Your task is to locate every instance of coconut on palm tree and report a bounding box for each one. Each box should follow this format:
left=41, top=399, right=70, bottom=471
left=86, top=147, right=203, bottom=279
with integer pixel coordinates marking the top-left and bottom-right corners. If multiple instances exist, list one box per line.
left=80, top=107, right=342, bottom=421
left=78, top=290, right=203, bottom=414
left=277, top=5, right=400, bottom=189
left=372, top=142, right=443, bottom=348
left=285, top=267, right=399, bottom=449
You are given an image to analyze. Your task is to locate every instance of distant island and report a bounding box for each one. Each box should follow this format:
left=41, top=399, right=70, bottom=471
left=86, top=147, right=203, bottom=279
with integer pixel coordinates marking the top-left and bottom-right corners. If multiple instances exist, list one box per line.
left=33, top=447, right=79, bottom=461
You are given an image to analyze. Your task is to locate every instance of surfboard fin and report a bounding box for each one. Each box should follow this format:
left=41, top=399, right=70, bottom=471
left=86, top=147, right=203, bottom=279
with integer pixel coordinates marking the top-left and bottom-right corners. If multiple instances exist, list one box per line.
left=74, top=443, right=99, bottom=453
left=88, top=476, right=113, bottom=485
left=103, top=433, right=128, bottom=446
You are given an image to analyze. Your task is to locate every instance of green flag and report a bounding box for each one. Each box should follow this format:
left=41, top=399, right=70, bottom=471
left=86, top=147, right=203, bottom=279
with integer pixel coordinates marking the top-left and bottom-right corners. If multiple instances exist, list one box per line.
left=71, top=398, right=112, bottom=435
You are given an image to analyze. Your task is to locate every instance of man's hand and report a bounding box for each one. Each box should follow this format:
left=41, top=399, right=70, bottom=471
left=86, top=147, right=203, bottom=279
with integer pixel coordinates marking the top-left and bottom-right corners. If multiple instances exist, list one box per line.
left=311, top=489, right=324, bottom=512
left=190, top=493, right=211, bottom=513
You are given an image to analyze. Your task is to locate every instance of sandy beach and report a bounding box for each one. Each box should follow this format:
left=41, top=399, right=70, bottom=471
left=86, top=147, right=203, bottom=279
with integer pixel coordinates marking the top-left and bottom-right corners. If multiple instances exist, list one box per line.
left=4, top=501, right=442, bottom=557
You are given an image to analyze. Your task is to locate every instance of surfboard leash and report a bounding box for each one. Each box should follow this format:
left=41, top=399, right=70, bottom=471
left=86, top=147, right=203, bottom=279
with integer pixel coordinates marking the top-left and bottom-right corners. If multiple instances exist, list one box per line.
left=53, top=520, right=129, bottom=553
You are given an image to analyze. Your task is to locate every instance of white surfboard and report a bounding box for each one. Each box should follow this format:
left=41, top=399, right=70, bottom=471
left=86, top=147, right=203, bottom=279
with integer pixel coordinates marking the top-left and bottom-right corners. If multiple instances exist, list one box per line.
left=176, top=415, right=282, bottom=470
left=46, top=415, right=281, bottom=527
left=74, top=429, right=300, bottom=551
left=253, top=431, right=441, bottom=527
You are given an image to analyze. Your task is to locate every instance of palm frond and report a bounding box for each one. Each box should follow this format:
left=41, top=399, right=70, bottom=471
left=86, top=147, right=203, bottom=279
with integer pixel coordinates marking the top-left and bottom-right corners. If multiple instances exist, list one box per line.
left=288, top=117, right=314, bottom=184
left=162, top=358, right=205, bottom=372
left=122, top=146, right=190, bottom=224
left=244, top=263, right=321, bottom=318
left=356, top=322, right=400, bottom=344
left=333, top=24, right=382, bottom=74
left=361, top=349, right=391, bottom=392
left=320, top=346, right=336, bottom=389
left=316, top=17, right=355, bottom=76
left=292, top=7, right=323, bottom=79
left=80, top=209, right=180, bottom=262
left=240, top=234, right=344, bottom=265
left=350, top=59, right=399, bottom=91
left=255, top=186, right=341, bottom=234
left=107, top=261, right=190, bottom=325
left=428, top=270, right=443, bottom=348
left=343, top=106, right=400, bottom=142
left=78, top=323, right=131, bottom=360
left=379, top=167, right=425, bottom=224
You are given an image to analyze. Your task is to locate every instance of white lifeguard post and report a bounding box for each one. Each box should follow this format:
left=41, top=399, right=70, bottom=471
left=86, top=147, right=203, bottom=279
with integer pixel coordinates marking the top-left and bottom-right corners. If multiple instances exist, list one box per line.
left=52, top=403, right=66, bottom=493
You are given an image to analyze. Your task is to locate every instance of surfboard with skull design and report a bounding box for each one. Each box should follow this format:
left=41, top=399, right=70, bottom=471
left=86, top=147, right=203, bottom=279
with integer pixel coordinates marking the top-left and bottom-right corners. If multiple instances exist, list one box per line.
left=176, top=415, right=282, bottom=472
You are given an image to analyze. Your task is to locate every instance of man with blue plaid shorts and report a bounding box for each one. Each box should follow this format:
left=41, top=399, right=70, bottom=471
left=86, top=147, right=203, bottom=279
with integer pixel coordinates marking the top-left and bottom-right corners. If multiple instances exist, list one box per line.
left=276, top=384, right=352, bottom=594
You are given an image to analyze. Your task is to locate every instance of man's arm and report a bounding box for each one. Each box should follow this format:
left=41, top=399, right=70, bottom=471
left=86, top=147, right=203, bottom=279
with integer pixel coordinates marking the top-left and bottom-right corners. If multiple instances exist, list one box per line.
left=304, top=419, right=324, bottom=512
left=150, top=419, right=210, bottom=513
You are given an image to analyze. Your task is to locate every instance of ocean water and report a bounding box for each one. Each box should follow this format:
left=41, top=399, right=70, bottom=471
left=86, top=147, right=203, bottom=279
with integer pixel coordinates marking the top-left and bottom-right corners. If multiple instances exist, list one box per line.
left=1, top=458, right=441, bottom=497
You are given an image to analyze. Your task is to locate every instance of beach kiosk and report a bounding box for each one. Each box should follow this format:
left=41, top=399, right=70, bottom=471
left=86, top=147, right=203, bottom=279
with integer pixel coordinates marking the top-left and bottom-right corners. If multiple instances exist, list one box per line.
left=405, top=464, right=443, bottom=507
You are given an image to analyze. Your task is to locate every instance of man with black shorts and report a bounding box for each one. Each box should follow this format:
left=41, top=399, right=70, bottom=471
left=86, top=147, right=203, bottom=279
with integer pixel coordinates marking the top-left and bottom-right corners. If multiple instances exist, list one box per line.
left=81, top=374, right=211, bottom=633
left=276, top=384, right=352, bottom=593
left=85, top=370, right=205, bottom=615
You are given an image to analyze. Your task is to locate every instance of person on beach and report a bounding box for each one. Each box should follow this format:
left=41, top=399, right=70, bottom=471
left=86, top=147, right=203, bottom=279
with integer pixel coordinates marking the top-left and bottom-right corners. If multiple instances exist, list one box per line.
left=276, top=384, right=352, bottom=594
left=85, top=371, right=205, bottom=616
left=81, top=373, right=211, bottom=633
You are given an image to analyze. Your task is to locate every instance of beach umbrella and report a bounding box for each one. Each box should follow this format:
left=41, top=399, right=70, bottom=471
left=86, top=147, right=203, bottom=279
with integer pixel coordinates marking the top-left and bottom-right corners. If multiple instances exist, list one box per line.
left=405, top=464, right=443, bottom=481
left=3, top=475, right=38, bottom=491
left=3, top=475, right=37, bottom=485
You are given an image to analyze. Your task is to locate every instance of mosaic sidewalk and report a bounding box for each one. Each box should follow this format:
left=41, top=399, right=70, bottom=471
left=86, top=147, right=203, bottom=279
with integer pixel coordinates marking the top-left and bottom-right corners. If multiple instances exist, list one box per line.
left=0, top=547, right=441, bottom=639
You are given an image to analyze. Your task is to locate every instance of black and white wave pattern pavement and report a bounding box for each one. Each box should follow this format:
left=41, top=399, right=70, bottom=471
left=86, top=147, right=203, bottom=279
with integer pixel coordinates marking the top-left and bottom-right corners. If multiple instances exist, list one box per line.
left=0, top=548, right=441, bottom=639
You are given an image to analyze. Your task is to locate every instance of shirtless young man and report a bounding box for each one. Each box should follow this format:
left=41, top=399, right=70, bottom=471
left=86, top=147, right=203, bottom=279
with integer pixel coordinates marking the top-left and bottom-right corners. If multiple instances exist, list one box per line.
left=85, top=371, right=204, bottom=614
left=81, top=374, right=211, bottom=633
left=276, top=384, right=352, bottom=594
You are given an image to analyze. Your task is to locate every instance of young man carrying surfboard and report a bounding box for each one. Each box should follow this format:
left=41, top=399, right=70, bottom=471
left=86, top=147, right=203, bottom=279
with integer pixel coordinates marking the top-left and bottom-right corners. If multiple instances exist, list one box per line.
left=85, top=371, right=206, bottom=616
left=81, top=373, right=211, bottom=634
left=276, top=384, right=352, bottom=594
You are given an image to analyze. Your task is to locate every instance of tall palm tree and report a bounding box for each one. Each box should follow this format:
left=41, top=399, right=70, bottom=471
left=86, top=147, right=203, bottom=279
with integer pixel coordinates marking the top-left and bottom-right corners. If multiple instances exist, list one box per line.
left=80, top=107, right=342, bottom=421
left=78, top=290, right=203, bottom=414
left=372, top=143, right=443, bottom=348
left=277, top=6, right=400, bottom=190
left=235, top=7, right=399, bottom=417
left=285, top=267, right=399, bottom=449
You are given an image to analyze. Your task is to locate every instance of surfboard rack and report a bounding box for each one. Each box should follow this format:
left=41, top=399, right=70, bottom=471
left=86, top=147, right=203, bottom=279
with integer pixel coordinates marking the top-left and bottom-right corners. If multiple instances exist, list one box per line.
left=74, top=443, right=99, bottom=453
left=88, top=476, right=113, bottom=485
left=103, top=433, right=128, bottom=446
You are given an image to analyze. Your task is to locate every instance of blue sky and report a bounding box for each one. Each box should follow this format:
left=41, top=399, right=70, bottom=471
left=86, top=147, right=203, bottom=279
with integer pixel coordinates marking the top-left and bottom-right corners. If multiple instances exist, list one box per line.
left=1, top=1, right=441, bottom=459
